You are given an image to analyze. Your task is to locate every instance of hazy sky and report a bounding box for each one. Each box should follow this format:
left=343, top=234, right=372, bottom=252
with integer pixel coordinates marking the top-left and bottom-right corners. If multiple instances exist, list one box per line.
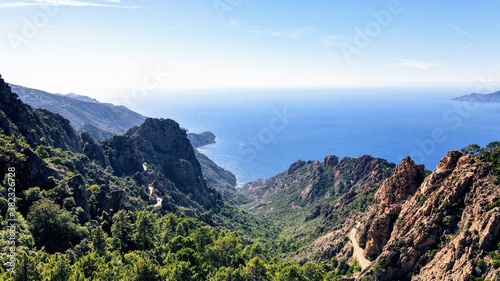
left=1, top=0, right=500, bottom=102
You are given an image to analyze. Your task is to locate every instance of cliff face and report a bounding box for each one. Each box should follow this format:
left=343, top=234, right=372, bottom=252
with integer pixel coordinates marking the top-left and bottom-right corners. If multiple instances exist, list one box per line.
left=240, top=154, right=395, bottom=261
left=242, top=155, right=394, bottom=204
left=0, top=76, right=81, bottom=152
left=1, top=74, right=222, bottom=225
left=362, top=157, right=426, bottom=259
left=359, top=151, right=500, bottom=280
left=103, top=118, right=218, bottom=210
left=187, top=131, right=216, bottom=148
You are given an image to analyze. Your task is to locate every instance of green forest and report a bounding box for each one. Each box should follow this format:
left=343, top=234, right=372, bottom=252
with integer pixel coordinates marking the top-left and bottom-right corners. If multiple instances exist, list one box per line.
left=0, top=132, right=362, bottom=281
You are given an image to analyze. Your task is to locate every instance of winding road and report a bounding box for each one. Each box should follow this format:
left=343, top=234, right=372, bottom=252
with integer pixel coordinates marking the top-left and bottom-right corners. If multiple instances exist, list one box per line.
left=144, top=163, right=162, bottom=208
left=148, top=185, right=162, bottom=208
left=349, top=222, right=372, bottom=270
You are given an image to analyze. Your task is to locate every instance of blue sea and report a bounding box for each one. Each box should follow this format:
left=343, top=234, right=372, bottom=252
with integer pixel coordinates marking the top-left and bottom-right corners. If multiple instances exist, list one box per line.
left=132, top=88, right=500, bottom=185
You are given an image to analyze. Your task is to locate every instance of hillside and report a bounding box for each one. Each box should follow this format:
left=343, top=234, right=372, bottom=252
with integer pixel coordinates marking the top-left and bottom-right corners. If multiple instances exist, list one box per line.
left=239, top=155, right=396, bottom=262
left=239, top=147, right=500, bottom=280
left=1, top=73, right=499, bottom=280
left=357, top=150, right=500, bottom=280
left=9, top=84, right=147, bottom=140
left=0, top=75, right=228, bottom=220
left=0, top=73, right=338, bottom=280
left=9, top=83, right=239, bottom=203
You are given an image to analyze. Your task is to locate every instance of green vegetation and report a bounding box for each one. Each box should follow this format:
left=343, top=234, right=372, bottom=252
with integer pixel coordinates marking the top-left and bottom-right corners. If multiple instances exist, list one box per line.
left=0, top=132, right=363, bottom=280
left=0, top=211, right=359, bottom=280
left=442, top=215, right=452, bottom=227
left=461, top=141, right=500, bottom=184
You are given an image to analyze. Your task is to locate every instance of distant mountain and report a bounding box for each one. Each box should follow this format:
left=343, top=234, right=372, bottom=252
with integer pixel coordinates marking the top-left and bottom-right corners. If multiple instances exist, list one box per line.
left=453, top=91, right=500, bottom=103
left=64, top=92, right=100, bottom=103
left=2, top=73, right=500, bottom=280
left=1, top=75, right=221, bottom=216
left=9, top=84, right=147, bottom=140
left=9, top=83, right=239, bottom=202
left=0, top=78, right=81, bottom=153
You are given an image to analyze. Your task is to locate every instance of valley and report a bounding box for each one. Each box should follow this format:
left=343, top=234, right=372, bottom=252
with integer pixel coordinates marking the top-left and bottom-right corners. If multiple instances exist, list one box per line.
left=0, top=76, right=499, bottom=280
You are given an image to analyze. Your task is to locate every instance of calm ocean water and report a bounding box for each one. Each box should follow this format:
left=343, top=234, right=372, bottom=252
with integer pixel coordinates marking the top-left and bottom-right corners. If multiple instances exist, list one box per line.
left=133, top=88, right=500, bottom=185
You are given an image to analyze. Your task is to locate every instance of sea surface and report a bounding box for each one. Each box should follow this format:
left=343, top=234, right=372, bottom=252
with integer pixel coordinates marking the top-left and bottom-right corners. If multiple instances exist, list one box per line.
left=132, top=88, right=500, bottom=185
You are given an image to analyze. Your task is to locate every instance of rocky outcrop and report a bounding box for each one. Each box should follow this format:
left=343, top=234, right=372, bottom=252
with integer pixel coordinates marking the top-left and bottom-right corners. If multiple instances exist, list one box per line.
left=103, top=118, right=219, bottom=210
left=359, top=151, right=500, bottom=280
left=363, top=157, right=425, bottom=259
left=323, top=155, right=339, bottom=167
left=102, top=135, right=144, bottom=177
left=128, top=119, right=213, bottom=207
left=187, top=131, right=216, bottom=148
left=288, top=160, right=307, bottom=175
left=81, top=132, right=110, bottom=167
left=243, top=155, right=394, bottom=204
left=67, top=175, right=91, bottom=223
left=241, top=155, right=395, bottom=261
left=0, top=76, right=81, bottom=153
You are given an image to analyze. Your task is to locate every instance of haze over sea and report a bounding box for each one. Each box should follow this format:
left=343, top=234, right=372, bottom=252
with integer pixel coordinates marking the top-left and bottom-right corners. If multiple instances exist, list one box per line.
left=134, top=88, right=500, bottom=185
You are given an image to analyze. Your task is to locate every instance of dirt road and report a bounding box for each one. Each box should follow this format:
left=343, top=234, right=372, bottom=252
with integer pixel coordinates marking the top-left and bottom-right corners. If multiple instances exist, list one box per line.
left=349, top=222, right=372, bottom=270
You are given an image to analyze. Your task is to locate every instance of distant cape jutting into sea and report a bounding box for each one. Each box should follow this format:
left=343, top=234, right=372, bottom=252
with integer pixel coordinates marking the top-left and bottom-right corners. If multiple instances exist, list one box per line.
left=453, top=90, right=500, bottom=103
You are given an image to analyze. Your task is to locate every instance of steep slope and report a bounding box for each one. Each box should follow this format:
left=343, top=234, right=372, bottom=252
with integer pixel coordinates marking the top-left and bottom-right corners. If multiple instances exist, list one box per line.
left=10, top=83, right=147, bottom=139
left=187, top=131, right=241, bottom=203
left=104, top=118, right=219, bottom=210
left=187, top=131, right=216, bottom=148
left=358, top=151, right=500, bottom=280
left=361, top=157, right=426, bottom=259
left=240, top=155, right=395, bottom=260
left=0, top=76, right=80, bottom=152
left=194, top=150, right=244, bottom=204
left=0, top=74, right=224, bottom=222
left=11, top=83, right=239, bottom=201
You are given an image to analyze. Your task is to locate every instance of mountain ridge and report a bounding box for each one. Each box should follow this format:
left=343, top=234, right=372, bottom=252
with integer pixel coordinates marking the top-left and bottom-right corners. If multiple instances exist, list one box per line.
left=9, top=83, right=147, bottom=140
left=453, top=90, right=500, bottom=103
left=1, top=73, right=499, bottom=280
left=9, top=82, right=239, bottom=202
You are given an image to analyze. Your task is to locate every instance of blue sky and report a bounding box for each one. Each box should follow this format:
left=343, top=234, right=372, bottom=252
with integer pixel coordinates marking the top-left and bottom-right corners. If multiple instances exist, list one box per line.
left=1, top=0, right=500, bottom=102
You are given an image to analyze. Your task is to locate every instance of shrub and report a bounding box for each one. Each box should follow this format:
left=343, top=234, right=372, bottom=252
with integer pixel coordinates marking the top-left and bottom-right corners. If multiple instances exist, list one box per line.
left=442, top=216, right=452, bottom=227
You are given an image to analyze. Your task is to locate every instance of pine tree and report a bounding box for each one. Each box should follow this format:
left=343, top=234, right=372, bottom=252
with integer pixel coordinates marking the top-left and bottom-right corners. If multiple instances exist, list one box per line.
left=14, top=252, right=42, bottom=281
left=28, top=199, right=86, bottom=253
left=91, top=226, right=108, bottom=256
left=41, top=253, right=72, bottom=281
left=133, top=210, right=158, bottom=250
left=111, top=210, right=133, bottom=255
